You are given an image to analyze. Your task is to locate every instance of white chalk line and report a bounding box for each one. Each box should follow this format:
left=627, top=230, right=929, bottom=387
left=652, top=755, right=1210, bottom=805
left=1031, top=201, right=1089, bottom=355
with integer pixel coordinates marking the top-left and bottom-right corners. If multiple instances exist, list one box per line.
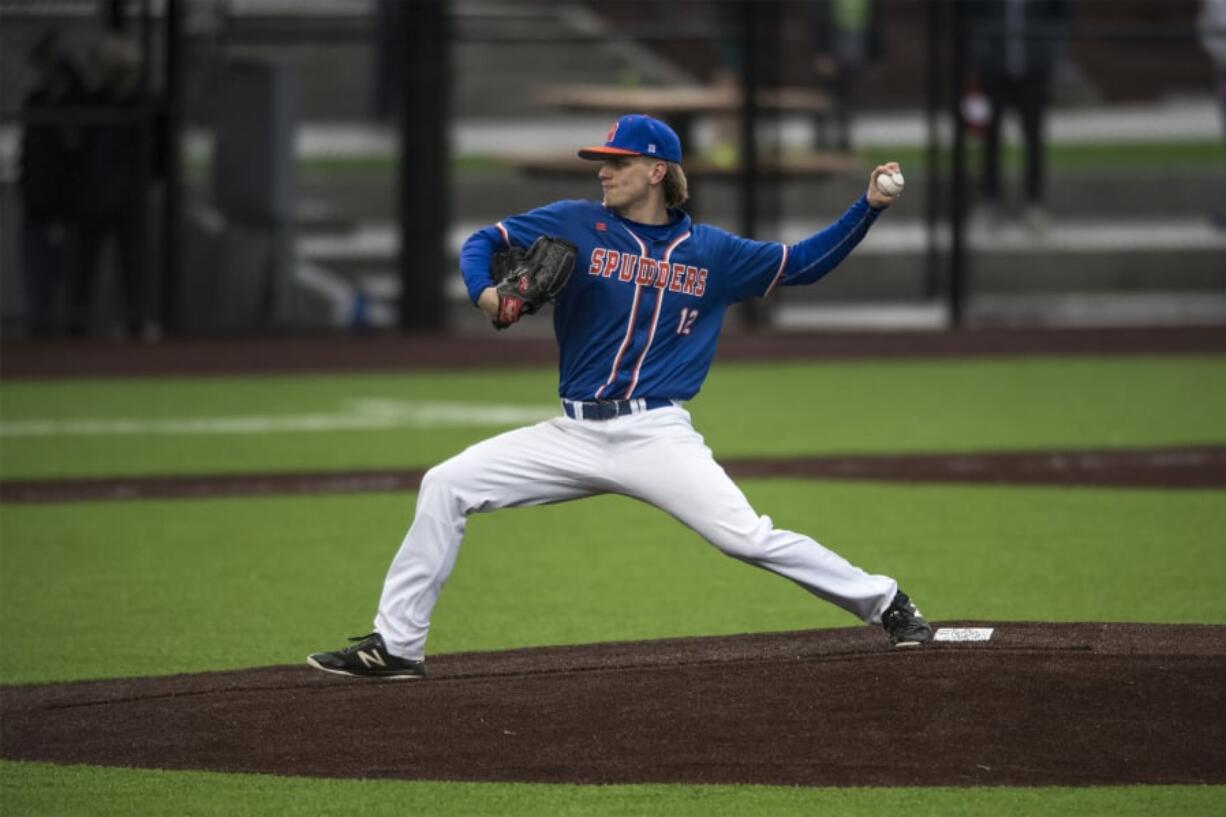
left=0, top=399, right=559, bottom=437
left=933, top=627, right=995, bottom=643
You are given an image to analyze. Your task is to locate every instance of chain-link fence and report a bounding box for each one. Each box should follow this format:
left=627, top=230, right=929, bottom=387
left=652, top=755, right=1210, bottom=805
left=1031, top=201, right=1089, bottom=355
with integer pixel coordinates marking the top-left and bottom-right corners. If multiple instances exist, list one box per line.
left=2, top=0, right=1222, bottom=339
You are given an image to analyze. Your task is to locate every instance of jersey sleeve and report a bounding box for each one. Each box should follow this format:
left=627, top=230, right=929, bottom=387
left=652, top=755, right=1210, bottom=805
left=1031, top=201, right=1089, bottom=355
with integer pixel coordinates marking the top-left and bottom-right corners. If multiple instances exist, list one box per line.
left=715, top=229, right=790, bottom=304
left=459, top=200, right=579, bottom=305
left=769, top=195, right=881, bottom=294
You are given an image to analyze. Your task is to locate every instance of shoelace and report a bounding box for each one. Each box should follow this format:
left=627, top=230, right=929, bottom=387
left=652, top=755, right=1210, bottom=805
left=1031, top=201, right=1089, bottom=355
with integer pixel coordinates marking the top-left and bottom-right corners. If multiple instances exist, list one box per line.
left=338, top=633, right=381, bottom=655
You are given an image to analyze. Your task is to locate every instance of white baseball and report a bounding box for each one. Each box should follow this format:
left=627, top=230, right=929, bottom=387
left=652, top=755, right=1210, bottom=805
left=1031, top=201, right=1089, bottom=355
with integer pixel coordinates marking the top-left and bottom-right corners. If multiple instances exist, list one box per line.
left=876, top=171, right=905, bottom=196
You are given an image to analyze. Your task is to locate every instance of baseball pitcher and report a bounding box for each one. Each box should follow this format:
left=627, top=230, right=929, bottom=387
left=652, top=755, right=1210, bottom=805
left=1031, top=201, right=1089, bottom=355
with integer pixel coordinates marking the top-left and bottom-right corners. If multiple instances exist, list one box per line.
left=309, top=114, right=932, bottom=679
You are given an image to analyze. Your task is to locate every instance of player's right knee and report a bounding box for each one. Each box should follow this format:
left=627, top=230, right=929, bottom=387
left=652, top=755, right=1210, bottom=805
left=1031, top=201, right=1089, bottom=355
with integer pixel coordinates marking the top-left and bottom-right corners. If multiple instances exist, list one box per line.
left=709, top=515, right=773, bottom=561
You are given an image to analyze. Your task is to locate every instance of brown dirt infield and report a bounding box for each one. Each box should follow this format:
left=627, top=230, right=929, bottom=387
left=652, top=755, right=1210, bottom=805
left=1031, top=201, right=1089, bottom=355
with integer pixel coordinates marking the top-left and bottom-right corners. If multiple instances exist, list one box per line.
left=4, top=326, right=1223, bottom=499
left=2, top=622, right=1223, bottom=787
left=4, top=330, right=1223, bottom=787
left=3, top=445, right=1224, bottom=504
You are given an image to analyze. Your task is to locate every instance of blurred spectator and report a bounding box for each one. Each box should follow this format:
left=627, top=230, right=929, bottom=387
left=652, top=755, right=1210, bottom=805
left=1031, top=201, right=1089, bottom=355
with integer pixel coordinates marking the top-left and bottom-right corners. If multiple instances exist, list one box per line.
left=1199, top=0, right=1226, bottom=229
left=964, top=0, right=1074, bottom=232
left=808, top=0, right=880, bottom=151
left=182, top=0, right=230, bottom=125
left=19, top=30, right=85, bottom=338
left=71, top=34, right=154, bottom=340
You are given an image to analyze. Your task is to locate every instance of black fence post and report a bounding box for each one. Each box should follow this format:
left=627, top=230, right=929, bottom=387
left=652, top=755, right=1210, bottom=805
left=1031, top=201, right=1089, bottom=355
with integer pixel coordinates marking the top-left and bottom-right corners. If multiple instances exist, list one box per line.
left=924, top=0, right=945, bottom=302
left=160, top=0, right=183, bottom=334
left=397, top=0, right=450, bottom=332
left=738, top=0, right=759, bottom=241
left=737, top=0, right=761, bottom=328
left=949, top=1, right=969, bottom=328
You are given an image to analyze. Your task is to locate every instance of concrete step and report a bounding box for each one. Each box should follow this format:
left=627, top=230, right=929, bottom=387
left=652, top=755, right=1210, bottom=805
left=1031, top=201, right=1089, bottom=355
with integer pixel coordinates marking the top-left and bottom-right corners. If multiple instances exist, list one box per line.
left=775, top=217, right=1226, bottom=301
left=293, top=165, right=1226, bottom=242
left=296, top=216, right=1226, bottom=294
left=769, top=292, right=1226, bottom=331
left=285, top=215, right=1225, bottom=334
left=287, top=206, right=1226, bottom=332
left=964, top=291, right=1226, bottom=329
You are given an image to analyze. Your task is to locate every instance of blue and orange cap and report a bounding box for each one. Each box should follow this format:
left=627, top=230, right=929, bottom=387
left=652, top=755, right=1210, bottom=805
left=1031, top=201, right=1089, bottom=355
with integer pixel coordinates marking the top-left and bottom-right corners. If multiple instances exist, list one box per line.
left=577, top=114, right=682, bottom=164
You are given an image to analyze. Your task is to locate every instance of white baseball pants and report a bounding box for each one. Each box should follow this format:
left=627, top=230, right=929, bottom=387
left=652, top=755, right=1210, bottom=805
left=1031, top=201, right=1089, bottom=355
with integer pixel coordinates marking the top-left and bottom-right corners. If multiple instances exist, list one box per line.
left=374, top=404, right=897, bottom=660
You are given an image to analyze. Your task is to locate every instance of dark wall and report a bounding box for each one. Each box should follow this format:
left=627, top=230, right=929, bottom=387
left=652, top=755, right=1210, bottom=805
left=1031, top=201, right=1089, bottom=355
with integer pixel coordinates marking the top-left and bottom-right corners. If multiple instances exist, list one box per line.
left=588, top=0, right=1211, bottom=107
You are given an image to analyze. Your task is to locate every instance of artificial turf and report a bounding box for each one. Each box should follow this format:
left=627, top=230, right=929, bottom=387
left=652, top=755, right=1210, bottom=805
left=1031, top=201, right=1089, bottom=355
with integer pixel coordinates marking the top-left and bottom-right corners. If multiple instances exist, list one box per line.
left=1, top=355, right=1223, bottom=479
left=2, top=762, right=1223, bottom=817
left=3, top=354, right=1224, bottom=815
left=2, top=480, right=1223, bottom=686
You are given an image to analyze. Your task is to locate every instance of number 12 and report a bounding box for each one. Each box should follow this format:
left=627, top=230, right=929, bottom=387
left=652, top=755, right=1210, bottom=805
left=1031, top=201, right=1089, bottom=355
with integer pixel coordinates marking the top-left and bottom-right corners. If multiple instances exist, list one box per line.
left=676, top=308, right=699, bottom=335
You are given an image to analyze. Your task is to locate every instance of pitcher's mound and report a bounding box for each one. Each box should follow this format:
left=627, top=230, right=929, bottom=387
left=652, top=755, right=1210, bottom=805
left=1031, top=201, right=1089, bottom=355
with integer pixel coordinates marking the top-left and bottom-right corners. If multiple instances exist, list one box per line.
left=3, top=622, right=1224, bottom=787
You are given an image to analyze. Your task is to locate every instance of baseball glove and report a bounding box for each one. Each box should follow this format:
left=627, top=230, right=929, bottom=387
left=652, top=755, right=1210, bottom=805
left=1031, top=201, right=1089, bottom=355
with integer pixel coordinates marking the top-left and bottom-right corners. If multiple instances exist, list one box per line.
left=490, top=236, right=577, bottom=329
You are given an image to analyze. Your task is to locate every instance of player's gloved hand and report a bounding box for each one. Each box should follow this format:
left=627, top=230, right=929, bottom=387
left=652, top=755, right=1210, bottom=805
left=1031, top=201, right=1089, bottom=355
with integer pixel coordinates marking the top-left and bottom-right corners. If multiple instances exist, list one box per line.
left=488, top=236, right=578, bottom=330
left=488, top=245, right=528, bottom=329
left=495, top=296, right=523, bottom=328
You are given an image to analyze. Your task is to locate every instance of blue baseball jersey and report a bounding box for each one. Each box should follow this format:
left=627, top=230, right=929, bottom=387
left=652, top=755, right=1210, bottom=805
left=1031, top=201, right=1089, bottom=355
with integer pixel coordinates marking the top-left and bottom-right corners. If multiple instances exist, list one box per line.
left=460, top=196, right=882, bottom=402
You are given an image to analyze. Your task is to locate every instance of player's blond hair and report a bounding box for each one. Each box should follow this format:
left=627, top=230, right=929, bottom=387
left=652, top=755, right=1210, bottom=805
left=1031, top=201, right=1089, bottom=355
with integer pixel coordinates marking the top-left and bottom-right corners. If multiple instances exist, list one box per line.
left=663, top=162, right=689, bottom=209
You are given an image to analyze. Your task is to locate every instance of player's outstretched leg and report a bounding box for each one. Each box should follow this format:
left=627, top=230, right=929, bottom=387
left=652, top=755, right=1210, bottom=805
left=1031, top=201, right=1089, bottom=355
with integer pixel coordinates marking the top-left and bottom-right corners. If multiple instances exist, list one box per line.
left=610, top=407, right=932, bottom=645
left=308, top=418, right=603, bottom=677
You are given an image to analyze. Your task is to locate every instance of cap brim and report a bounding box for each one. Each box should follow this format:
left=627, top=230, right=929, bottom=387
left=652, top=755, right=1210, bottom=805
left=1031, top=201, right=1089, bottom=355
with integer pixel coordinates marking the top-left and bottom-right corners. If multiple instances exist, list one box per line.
left=577, top=146, right=644, bottom=161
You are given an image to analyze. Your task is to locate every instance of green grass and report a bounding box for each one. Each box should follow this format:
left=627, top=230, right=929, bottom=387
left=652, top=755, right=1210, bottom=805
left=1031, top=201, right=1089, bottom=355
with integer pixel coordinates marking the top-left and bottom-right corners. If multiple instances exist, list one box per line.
left=193, top=152, right=513, bottom=179
left=3, top=480, right=1223, bottom=686
left=2, top=762, right=1223, bottom=817
left=855, top=138, right=1226, bottom=172
left=0, top=368, right=558, bottom=479
left=2, top=356, right=1224, bottom=479
left=3, top=354, right=1225, bottom=816
left=695, top=356, right=1226, bottom=459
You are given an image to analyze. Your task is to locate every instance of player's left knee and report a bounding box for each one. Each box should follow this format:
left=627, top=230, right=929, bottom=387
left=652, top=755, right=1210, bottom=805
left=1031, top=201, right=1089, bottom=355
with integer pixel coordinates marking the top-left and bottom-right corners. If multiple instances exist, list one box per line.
left=417, top=460, right=473, bottom=517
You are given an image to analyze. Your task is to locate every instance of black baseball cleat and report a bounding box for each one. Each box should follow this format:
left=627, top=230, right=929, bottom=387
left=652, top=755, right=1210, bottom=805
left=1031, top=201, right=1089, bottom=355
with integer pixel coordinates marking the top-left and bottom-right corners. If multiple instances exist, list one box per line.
left=881, top=591, right=934, bottom=647
left=307, top=632, right=428, bottom=679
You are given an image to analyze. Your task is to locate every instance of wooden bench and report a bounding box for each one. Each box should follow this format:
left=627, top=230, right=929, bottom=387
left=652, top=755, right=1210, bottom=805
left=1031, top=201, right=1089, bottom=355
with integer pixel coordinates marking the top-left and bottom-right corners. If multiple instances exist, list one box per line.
left=531, top=84, right=832, bottom=119
left=521, top=83, right=856, bottom=180
left=519, top=83, right=859, bottom=216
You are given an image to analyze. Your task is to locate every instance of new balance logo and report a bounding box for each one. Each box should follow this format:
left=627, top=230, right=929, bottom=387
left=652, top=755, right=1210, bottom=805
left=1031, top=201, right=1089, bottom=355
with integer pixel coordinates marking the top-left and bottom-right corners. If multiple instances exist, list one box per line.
left=357, top=649, right=386, bottom=669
